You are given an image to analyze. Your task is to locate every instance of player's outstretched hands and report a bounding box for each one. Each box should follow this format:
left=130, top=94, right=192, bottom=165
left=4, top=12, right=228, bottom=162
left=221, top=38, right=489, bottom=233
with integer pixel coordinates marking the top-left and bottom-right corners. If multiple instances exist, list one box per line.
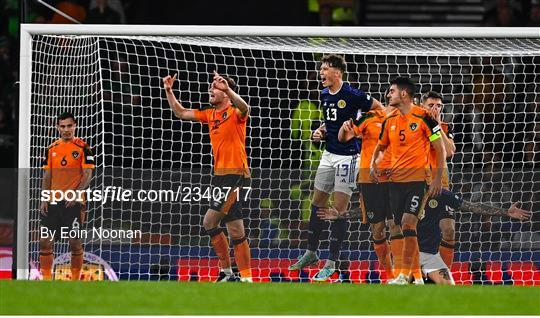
left=317, top=207, right=345, bottom=220
left=507, top=202, right=532, bottom=221
left=163, top=73, right=177, bottom=91
left=213, top=71, right=230, bottom=92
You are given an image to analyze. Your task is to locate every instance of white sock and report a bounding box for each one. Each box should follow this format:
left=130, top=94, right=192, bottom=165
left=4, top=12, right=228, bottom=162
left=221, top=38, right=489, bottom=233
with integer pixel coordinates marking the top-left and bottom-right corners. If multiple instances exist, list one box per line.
left=223, top=268, right=233, bottom=276
left=305, top=250, right=316, bottom=257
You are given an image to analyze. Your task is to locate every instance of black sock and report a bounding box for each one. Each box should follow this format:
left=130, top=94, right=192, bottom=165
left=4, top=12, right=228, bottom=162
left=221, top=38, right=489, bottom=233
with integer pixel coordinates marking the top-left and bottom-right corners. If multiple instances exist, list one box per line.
left=307, top=205, right=324, bottom=252
left=329, top=218, right=348, bottom=261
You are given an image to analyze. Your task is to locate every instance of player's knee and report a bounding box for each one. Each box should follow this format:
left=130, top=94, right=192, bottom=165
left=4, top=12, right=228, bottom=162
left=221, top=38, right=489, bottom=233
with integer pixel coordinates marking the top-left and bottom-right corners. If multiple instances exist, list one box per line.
left=386, top=220, right=402, bottom=237
left=332, top=192, right=351, bottom=212
left=372, top=232, right=385, bottom=241
left=202, top=218, right=215, bottom=230
left=228, top=227, right=245, bottom=240
left=401, top=213, right=418, bottom=228
left=370, top=222, right=386, bottom=241
left=435, top=275, right=454, bottom=285
left=202, top=211, right=220, bottom=230
left=68, top=238, right=82, bottom=251
left=440, top=222, right=455, bottom=241
left=312, top=189, right=329, bottom=207
left=39, top=238, right=53, bottom=251
left=441, top=228, right=455, bottom=241
left=39, top=238, right=53, bottom=252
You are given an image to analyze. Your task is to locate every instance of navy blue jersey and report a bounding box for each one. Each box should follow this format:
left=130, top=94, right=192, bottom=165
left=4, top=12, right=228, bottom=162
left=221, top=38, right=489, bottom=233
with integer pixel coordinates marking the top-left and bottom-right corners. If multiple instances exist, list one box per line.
left=321, top=83, right=373, bottom=155
left=418, top=189, right=463, bottom=254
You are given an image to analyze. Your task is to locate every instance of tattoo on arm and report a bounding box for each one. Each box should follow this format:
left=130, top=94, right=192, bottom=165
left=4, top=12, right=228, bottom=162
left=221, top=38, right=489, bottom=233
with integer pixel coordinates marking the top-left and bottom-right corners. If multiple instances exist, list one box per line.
left=460, top=200, right=506, bottom=217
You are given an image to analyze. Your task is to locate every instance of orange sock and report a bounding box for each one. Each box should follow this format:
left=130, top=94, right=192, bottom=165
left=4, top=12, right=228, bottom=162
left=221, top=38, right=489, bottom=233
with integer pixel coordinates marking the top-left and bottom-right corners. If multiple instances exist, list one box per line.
left=373, top=238, right=394, bottom=280
left=411, top=245, right=422, bottom=281
left=208, top=228, right=232, bottom=270
left=401, top=225, right=419, bottom=278
left=71, top=249, right=84, bottom=281
left=439, top=239, right=455, bottom=269
left=40, top=251, right=54, bottom=280
left=389, top=235, right=404, bottom=277
left=233, top=237, right=252, bottom=279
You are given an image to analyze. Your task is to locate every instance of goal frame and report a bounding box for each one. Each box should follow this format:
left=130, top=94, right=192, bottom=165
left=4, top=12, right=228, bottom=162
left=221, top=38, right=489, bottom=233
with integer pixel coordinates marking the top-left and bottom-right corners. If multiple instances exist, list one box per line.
left=17, top=24, right=540, bottom=280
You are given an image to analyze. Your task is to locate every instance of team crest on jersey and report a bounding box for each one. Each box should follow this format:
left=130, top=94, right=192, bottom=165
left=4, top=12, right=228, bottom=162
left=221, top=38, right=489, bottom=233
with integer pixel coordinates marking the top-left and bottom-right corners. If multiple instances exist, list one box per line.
left=72, top=151, right=79, bottom=159
left=429, top=199, right=438, bottom=209
left=337, top=99, right=347, bottom=109
left=222, top=112, right=228, bottom=120
left=52, top=152, right=57, bottom=157
left=410, top=122, right=418, bottom=131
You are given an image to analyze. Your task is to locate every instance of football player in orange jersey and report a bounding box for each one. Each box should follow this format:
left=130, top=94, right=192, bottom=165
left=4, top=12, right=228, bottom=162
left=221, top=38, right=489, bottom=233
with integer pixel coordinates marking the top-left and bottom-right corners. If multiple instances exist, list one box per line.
left=163, top=71, right=253, bottom=282
left=371, top=77, right=446, bottom=285
left=40, top=112, right=95, bottom=280
left=338, top=100, right=397, bottom=281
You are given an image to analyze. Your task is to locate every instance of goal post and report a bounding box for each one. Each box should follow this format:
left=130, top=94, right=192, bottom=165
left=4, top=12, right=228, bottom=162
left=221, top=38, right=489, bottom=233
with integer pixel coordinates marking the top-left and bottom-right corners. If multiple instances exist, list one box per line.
left=18, top=24, right=540, bottom=283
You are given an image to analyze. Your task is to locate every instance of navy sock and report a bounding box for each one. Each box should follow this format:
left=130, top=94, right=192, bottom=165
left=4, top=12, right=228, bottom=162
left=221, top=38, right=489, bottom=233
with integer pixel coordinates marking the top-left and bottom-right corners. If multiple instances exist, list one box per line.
left=307, top=205, right=324, bottom=252
left=329, top=218, right=348, bottom=261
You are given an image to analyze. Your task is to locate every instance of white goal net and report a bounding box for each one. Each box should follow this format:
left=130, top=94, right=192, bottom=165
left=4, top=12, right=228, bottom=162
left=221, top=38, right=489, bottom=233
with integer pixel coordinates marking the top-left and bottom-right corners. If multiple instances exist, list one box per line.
left=19, top=26, right=540, bottom=284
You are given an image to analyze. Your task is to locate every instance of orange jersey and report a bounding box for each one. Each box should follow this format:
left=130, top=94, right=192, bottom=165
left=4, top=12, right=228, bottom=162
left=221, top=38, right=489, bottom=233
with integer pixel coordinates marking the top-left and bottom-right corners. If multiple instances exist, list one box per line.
left=428, top=122, right=453, bottom=189
left=43, top=137, right=95, bottom=193
left=353, top=109, right=386, bottom=183
left=375, top=108, right=395, bottom=183
left=193, top=105, right=250, bottom=177
left=378, top=105, right=442, bottom=183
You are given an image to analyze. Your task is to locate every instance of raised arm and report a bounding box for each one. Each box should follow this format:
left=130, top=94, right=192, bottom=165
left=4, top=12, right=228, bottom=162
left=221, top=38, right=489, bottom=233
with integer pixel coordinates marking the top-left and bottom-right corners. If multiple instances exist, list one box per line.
left=430, top=107, right=456, bottom=158
left=163, top=73, right=197, bottom=121
left=213, top=71, right=250, bottom=117
left=370, top=98, right=384, bottom=111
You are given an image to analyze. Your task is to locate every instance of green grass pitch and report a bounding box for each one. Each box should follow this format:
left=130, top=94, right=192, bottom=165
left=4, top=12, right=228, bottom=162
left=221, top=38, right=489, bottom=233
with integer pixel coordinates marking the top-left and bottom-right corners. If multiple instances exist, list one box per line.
left=1, top=280, right=539, bottom=315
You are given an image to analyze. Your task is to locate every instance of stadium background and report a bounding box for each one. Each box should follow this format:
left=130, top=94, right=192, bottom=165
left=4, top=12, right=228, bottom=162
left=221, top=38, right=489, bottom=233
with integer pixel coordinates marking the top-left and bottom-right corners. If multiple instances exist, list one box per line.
left=0, top=0, right=539, bottom=283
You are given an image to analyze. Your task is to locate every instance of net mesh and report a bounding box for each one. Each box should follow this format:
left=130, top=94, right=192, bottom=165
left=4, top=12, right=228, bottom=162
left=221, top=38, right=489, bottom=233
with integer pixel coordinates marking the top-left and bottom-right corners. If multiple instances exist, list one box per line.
left=27, top=33, right=540, bottom=283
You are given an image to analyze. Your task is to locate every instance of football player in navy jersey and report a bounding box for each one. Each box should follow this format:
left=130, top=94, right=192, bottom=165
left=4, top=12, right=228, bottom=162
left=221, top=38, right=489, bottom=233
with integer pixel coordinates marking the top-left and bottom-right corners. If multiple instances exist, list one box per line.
left=317, top=189, right=531, bottom=285
left=289, top=54, right=383, bottom=281
left=421, top=91, right=457, bottom=271
left=418, top=190, right=530, bottom=284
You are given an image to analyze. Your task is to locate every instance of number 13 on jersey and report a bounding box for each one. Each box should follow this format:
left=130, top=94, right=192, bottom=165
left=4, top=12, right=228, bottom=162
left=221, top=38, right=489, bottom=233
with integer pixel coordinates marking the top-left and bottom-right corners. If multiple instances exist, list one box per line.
left=326, top=108, right=337, bottom=121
